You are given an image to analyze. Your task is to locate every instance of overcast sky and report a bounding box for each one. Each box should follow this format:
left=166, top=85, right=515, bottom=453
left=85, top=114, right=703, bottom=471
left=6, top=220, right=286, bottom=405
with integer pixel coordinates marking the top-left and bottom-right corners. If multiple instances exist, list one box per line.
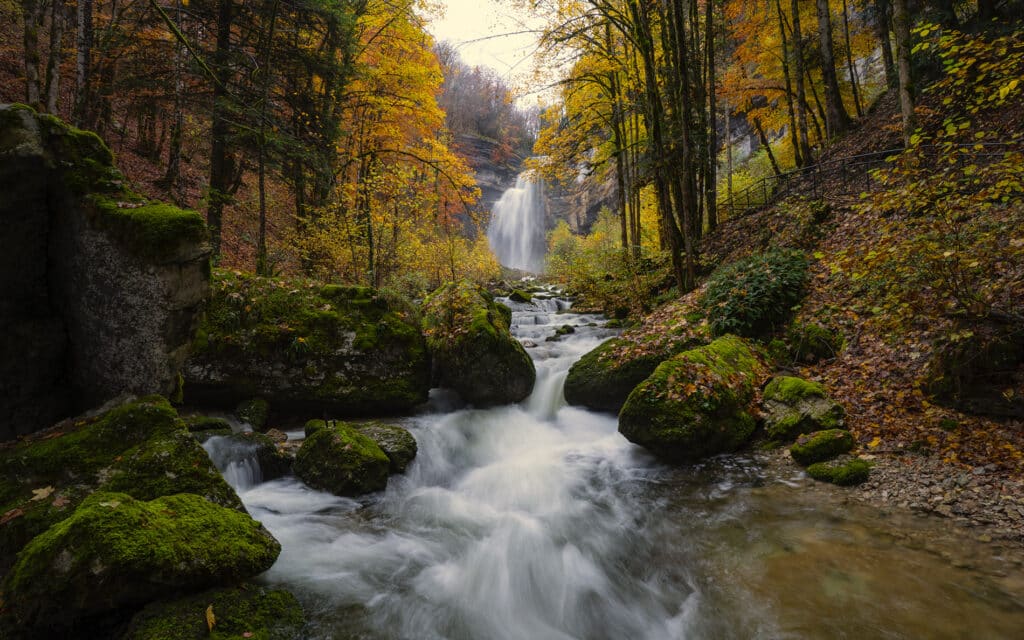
left=426, top=0, right=548, bottom=104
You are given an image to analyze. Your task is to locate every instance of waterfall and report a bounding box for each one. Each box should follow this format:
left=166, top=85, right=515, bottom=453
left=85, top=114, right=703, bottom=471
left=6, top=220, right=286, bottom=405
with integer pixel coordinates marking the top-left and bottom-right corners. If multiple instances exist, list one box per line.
left=487, top=173, right=546, bottom=272
left=203, top=435, right=263, bottom=492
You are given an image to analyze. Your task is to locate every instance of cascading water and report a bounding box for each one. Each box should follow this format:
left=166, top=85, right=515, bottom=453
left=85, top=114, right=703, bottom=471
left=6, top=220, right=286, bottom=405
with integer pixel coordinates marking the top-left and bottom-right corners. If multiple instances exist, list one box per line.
left=203, top=435, right=263, bottom=492
left=487, top=173, right=546, bottom=273
left=222, top=294, right=1024, bottom=639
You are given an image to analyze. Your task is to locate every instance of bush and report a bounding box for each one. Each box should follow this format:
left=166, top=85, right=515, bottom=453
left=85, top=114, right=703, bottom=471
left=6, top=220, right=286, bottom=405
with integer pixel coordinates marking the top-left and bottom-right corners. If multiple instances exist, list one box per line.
left=701, top=248, right=809, bottom=337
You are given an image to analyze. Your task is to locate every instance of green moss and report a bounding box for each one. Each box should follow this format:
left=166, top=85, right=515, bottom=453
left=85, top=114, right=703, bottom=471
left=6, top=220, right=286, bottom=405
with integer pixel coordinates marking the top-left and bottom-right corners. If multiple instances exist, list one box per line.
left=564, top=338, right=674, bottom=413
left=293, top=422, right=390, bottom=496
left=618, top=335, right=767, bottom=462
left=304, top=419, right=327, bottom=438
left=806, top=458, right=871, bottom=486
left=2, top=493, right=280, bottom=629
left=183, top=415, right=232, bottom=432
left=236, top=398, right=270, bottom=430
left=764, top=376, right=826, bottom=404
left=788, top=322, right=844, bottom=363
left=88, top=196, right=208, bottom=261
left=354, top=422, right=418, bottom=474
left=509, top=289, right=533, bottom=303
left=124, top=584, right=304, bottom=640
left=790, top=429, right=855, bottom=466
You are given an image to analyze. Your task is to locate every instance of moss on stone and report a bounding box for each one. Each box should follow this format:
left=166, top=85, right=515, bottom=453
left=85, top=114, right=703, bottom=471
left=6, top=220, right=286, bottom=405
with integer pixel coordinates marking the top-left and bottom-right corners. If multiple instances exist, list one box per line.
left=764, top=376, right=826, bottom=404
left=618, top=335, right=767, bottom=462
left=788, top=322, right=845, bottom=363
left=183, top=415, right=233, bottom=432
left=124, top=584, right=305, bottom=640
left=790, top=429, right=855, bottom=466
left=304, top=419, right=327, bottom=438
left=86, top=195, right=207, bottom=262
left=509, top=289, right=532, bottom=303
left=293, top=422, right=390, bottom=496
left=2, top=492, right=280, bottom=630
left=354, top=422, right=418, bottom=474
left=236, top=397, right=270, bottom=430
left=806, top=458, right=871, bottom=486
left=564, top=338, right=676, bottom=413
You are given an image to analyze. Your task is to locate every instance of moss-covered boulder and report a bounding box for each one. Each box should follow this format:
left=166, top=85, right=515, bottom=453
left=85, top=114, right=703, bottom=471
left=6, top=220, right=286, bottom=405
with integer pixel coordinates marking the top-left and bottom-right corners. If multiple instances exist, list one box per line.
left=0, top=492, right=280, bottom=632
left=421, top=280, right=535, bottom=406
left=0, top=105, right=209, bottom=442
left=762, top=376, right=845, bottom=441
left=788, top=321, right=844, bottom=363
left=806, top=457, right=871, bottom=486
left=123, top=584, right=304, bottom=640
left=564, top=339, right=674, bottom=413
left=0, top=396, right=242, bottom=579
left=509, top=289, right=533, bottom=303
left=184, top=271, right=430, bottom=417
left=790, top=429, right=856, bottom=466
left=235, top=397, right=270, bottom=430
left=618, top=335, right=767, bottom=462
left=355, top=422, right=418, bottom=474
left=293, top=421, right=390, bottom=496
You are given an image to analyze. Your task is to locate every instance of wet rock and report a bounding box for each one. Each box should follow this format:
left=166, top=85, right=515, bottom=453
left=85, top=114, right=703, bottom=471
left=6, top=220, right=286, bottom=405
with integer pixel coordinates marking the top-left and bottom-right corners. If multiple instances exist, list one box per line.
left=790, top=429, right=855, bottom=466
left=354, top=422, right=418, bottom=474
left=762, top=376, right=845, bottom=441
left=293, top=421, right=390, bottom=496
left=805, top=457, right=871, bottom=486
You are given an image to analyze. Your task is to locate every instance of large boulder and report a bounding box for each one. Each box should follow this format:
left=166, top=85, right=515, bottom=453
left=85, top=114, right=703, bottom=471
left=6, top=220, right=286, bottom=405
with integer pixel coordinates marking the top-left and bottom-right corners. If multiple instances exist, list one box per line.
left=0, top=105, right=210, bottom=441
left=184, top=271, right=430, bottom=416
left=124, top=584, right=305, bottom=640
left=618, top=335, right=767, bottom=462
left=293, top=421, right=390, bottom=496
left=0, top=492, right=280, bottom=632
left=0, top=396, right=242, bottom=579
left=565, top=301, right=709, bottom=413
left=762, top=376, right=845, bottom=441
left=421, top=280, right=535, bottom=406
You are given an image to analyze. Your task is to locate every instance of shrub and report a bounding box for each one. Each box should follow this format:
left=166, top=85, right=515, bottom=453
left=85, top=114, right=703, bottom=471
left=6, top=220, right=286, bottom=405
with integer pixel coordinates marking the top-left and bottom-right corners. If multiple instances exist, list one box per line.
left=701, top=248, right=809, bottom=337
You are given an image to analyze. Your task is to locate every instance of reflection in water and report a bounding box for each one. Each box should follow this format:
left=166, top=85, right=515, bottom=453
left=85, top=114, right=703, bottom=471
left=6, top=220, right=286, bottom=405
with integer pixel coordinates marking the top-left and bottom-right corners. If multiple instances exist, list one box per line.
left=234, top=295, right=1024, bottom=639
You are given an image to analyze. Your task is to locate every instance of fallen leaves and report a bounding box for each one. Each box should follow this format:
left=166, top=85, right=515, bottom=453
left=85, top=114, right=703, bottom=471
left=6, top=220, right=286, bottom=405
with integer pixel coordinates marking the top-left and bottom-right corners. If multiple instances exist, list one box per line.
left=205, top=605, right=216, bottom=632
left=30, top=486, right=55, bottom=502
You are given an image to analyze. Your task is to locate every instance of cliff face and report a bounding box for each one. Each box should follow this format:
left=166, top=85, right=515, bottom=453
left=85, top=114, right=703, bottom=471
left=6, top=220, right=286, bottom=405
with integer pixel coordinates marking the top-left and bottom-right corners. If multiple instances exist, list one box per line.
left=0, top=105, right=210, bottom=441
left=456, top=133, right=522, bottom=214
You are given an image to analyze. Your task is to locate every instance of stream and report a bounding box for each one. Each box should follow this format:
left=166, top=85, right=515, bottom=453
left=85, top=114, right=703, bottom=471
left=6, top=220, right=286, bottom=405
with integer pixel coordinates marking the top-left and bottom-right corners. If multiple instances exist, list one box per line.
left=207, top=295, right=1024, bottom=639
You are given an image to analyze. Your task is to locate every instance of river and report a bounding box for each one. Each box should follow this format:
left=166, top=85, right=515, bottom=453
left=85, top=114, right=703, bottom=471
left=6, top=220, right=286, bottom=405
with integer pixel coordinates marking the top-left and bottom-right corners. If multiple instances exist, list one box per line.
left=208, top=294, right=1024, bottom=639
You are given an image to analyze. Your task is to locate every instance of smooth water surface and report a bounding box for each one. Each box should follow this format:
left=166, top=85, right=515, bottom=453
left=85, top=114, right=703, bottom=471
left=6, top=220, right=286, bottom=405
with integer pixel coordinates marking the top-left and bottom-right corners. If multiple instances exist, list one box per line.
left=213, top=294, right=1024, bottom=639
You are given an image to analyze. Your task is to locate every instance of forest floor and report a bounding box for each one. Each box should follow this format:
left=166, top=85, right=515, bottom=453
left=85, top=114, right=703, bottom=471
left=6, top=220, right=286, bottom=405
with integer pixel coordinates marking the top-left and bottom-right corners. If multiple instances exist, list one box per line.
left=699, top=87, right=1024, bottom=544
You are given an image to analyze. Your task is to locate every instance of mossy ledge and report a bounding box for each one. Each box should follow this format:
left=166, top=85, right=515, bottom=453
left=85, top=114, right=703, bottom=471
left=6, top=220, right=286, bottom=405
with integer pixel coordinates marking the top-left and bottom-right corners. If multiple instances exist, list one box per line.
left=86, top=195, right=207, bottom=262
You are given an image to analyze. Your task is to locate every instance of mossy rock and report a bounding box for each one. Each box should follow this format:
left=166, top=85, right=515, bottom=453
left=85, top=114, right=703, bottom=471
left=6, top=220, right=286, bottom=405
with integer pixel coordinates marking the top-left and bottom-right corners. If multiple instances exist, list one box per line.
left=762, top=376, right=845, bottom=441
left=421, top=280, right=535, bottom=406
left=123, top=584, right=304, bottom=640
left=790, top=429, right=855, bottom=466
left=0, top=397, right=242, bottom=579
left=303, top=419, right=327, bottom=438
left=509, top=289, right=533, bottom=303
left=204, top=432, right=292, bottom=483
left=806, top=457, right=871, bottom=486
left=183, top=415, right=232, bottom=433
left=618, top=335, right=768, bottom=462
left=293, top=422, right=390, bottom=496
left=185, top=270, right=430, bottom=417
left=564, top=338, right=677, bottom=413
left=235, top=397, right=270, bottom=431
left=788, top=322, right=844, bottom=363
left=0, top=492, right=280, bottom=632
left=354, top=422, right=418, bottom=474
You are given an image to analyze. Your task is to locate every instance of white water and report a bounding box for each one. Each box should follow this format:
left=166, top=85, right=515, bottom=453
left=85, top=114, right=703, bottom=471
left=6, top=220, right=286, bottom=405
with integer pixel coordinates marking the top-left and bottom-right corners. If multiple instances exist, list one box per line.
left=487, top=174, right=547, bottom=273
left=203, top=435, right=263, bottom=492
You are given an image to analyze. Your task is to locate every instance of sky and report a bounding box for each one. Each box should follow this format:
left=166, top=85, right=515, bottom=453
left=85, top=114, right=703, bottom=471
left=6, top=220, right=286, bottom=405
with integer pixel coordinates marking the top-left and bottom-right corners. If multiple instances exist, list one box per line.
left=426, top=0, right=549, bottom=104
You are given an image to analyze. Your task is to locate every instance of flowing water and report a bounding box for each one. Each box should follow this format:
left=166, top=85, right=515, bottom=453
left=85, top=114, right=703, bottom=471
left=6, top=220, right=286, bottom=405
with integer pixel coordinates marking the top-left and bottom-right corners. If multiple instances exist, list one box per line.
left=486, top=174, right=546, bottom=273
left=210, top=295, right=1024, bottom=639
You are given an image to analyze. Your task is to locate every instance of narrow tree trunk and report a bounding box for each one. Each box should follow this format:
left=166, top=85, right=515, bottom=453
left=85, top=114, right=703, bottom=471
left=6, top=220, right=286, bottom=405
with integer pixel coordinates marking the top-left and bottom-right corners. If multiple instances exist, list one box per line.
left=256, top=0, right=280, bottom=276
left=873, top=0, right=897, bottom=89
left=207, top=0, right=234, bottom=261
left=816, top=0, right=852, bottom=137
left=22, top=0, right=46, bottom=108
left=44, top=0, right=66, bottom=113
left=754, top=117, right=783, bottom=177
left=841, top=0, right=863, bottom=118
left=775, top=0, right=802, bottom=167
left=705, top=0, right=718, bottom=232
left=892, top=0, right=916, bottom=145
left=790, top=0, right=813, bottom=165
left=162, top=0, right=184, bottom=191
left=73, top=0, right=92, bottom=124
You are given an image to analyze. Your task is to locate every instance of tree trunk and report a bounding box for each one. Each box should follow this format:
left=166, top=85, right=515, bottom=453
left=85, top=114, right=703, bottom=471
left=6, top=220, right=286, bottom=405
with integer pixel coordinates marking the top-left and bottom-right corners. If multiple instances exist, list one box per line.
left=816, top=0, right=852, bottom=137
left=841, top=0, right=863, bottom=118
left=256, top=0, right=280, bottom=276
left=22, top=0, right=46, bottom=109
left=161, top=0, right=184, bottom=191
left=73, top=0, right=92, bottom=125
left=775, top=0, right=802, bottom=167
left=754, top=117, right=783, bottom=177
left=790, top=0, right=813, bottom=165
left=873, top=0, right=897, bottom=89
left=207, top=0, right=234, bottom=261
left=893, top=0, right=916, bottom=145
left=705, top=0, right=718, bottom=232
left=44, top=0, right=66, bottom=113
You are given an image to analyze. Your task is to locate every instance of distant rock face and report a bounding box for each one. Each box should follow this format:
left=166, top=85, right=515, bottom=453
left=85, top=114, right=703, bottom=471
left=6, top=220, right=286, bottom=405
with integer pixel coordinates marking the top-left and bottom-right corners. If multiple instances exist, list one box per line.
left=456, top=133, right=520, bottom=212
left=0, top=105, right=210, bottom=442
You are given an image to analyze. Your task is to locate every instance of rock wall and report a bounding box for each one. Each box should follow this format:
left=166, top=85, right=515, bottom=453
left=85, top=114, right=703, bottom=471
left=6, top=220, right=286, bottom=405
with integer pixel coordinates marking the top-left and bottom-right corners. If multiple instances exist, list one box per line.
left=0, top=105, right=210, bottom=441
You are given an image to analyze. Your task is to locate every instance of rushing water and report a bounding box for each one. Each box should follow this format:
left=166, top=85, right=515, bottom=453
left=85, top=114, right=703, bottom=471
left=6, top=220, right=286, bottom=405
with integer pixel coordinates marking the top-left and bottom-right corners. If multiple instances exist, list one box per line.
left=211, top=295, right=1024, bottom=639
left=486, top=174, right=546, bottom=273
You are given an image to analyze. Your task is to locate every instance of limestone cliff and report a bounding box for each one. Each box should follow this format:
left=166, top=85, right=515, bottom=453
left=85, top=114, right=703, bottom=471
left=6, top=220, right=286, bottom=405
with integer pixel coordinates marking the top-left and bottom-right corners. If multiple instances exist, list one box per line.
left=0, top=105, right=210, bottom=441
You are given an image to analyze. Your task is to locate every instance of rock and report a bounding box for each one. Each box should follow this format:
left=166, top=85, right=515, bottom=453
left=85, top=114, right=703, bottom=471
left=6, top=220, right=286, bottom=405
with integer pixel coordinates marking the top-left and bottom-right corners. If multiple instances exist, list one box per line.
left=123, top=584, right=305, bottom=640
left=206, top=431, right=292, bottom=482
left=618, top=335, right=767, bottom=462
left=0, top=396, right=243, bottom=579
left=235, top=397, right=270, bottom=430
left=790, top=429, right=856, bottom=466
left=806, top=457, right=871, bottom=486
left=0, top=105, right=209, bottom=442
left=354, top=422, right=418, bottom=474
left=421, top=280, right=536, bottom=406
left=509, top=289, right=533, bottom=303
left=265, top=428, right=288, bottom=443
left=293, top=421, right=390, bottom=496
left=0, top=492, right=280, bottom=632
left=564, top=338, right=677, bottom=413
left=184, top=271, right=430, bottom=417
left=762, top=376, right=845, bottom=441
left=182, top=414, right=232, bottom=433
left=787, top=321, right=844, bottom=363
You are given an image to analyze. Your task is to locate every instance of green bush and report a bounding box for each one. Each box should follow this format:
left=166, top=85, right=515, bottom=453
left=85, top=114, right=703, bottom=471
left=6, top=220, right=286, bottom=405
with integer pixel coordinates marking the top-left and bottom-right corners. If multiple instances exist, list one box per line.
left=701, top=248, right=809, bottom=337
